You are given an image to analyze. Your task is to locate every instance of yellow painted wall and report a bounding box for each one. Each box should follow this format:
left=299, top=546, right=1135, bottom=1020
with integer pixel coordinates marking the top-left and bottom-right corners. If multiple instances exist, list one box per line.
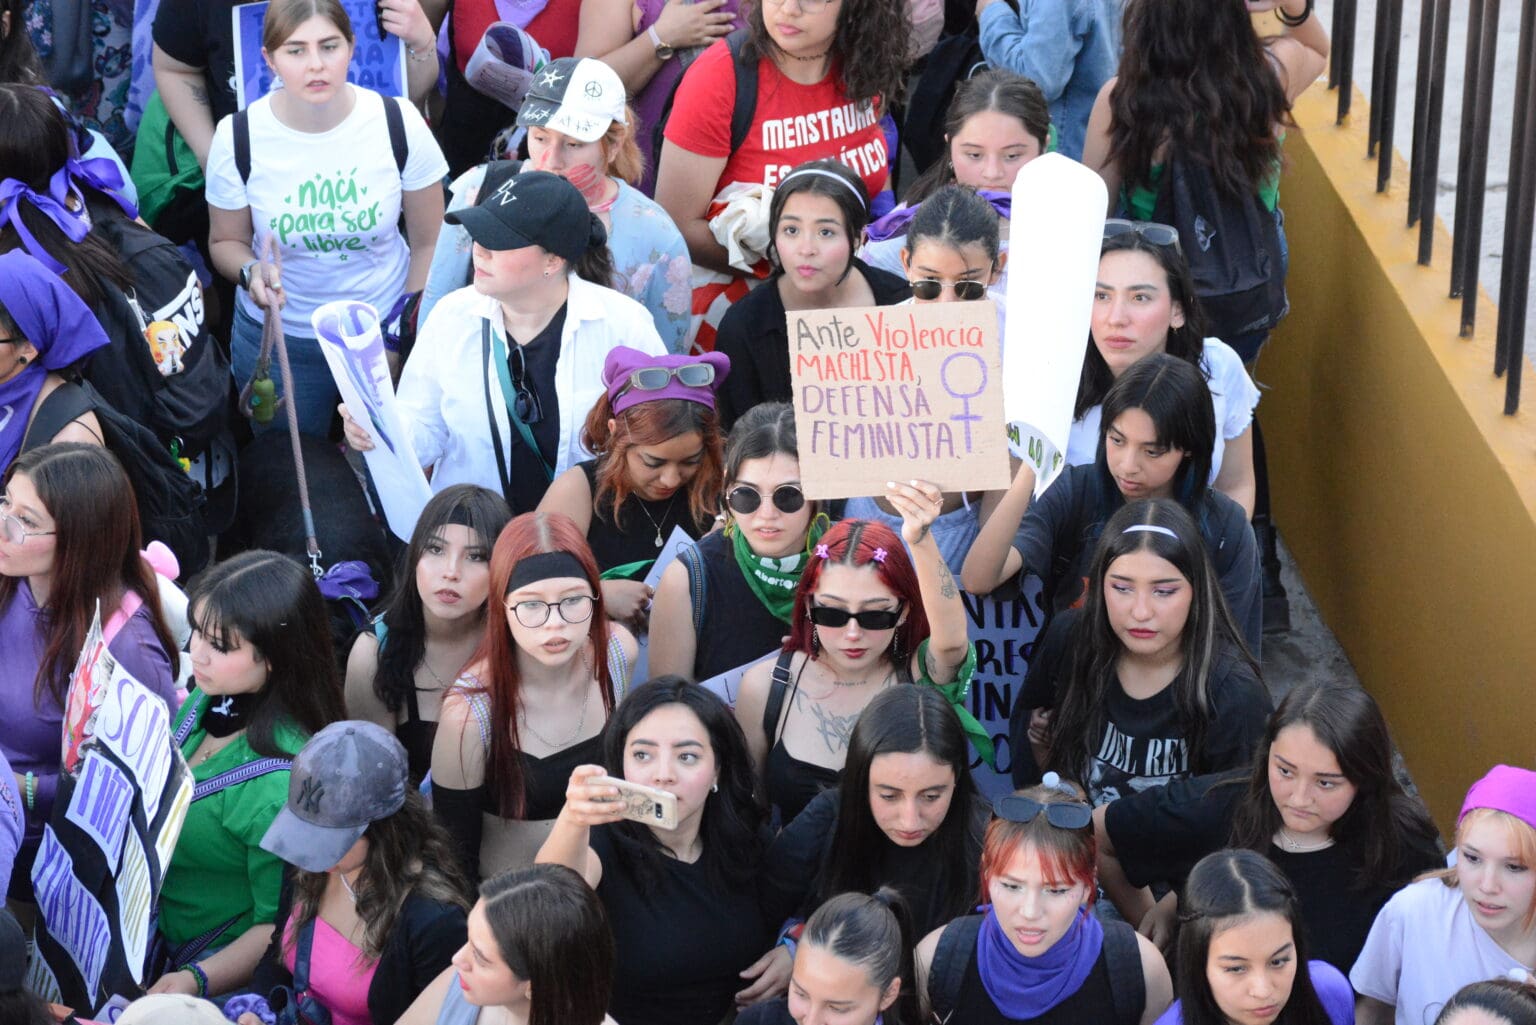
left=1264, top=85, right=1536, bottom=832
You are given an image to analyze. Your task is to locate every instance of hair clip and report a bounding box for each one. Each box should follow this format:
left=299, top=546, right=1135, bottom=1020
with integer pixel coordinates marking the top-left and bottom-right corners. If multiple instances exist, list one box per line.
left=871, top=547, right=888, bottom=563
left=1509, top=968, right=1532, bottom=985
left=1040, top=771, right=1077, bottom=797
left=815, top=544, right=830, bottom=559
left=1122, top=524, right=1178, bottom=541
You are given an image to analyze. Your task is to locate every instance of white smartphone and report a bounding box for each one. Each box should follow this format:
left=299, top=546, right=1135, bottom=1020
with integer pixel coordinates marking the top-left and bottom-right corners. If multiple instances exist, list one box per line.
left=594, top=776, right=679, bottom=830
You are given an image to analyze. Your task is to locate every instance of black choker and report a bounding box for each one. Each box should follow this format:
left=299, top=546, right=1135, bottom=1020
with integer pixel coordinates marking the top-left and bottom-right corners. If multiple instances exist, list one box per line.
left=202, top=692, right=259, bottom=737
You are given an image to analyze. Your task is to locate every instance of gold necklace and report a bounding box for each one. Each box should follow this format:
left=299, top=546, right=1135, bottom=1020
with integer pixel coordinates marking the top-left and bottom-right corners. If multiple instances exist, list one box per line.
left=518, top=650, right=595, bottom=748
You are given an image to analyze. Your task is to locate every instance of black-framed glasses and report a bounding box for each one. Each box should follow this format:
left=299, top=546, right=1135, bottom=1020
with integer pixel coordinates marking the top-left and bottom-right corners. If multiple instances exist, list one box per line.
left=909, top=278, right=989, bottom=302
left=993, top=794, right=1093, bottom=829
left=726, top=483, right=805, bottom=516
left=1103, top=219, right=1182, bottom=253
left=506, top=594, right=594, bottom=628
left=808, top=603, right=905, bottom=631
left=615, top=363, right=717, bottom=399
left=509, top=344, right=544, bottom=425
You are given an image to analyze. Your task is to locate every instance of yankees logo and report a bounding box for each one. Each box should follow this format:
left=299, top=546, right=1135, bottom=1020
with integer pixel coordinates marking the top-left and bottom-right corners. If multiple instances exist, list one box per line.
left=297, top=775, right=326, bottom=813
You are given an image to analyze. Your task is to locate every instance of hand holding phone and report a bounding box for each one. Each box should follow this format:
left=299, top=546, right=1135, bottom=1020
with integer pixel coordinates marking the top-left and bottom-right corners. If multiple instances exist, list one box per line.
left=593, top=776, right=679, bottom=830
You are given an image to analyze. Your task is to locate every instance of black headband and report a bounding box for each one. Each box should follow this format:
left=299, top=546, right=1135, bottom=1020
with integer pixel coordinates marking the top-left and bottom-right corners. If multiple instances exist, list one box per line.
left=506, top=551, right=589, bottom=594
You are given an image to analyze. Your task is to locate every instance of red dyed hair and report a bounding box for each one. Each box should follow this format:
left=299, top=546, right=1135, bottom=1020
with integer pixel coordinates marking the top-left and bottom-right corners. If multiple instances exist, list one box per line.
left=471, top=511, right=615, bottom=819
left=784, top=519, right=929, bottom=664
left=978, top=780, right=1098, bottom=905
left=580, top=393, right=723, bottom=535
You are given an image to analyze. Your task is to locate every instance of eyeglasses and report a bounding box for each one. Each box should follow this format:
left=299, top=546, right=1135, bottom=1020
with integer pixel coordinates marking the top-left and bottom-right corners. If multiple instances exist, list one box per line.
left=506, top=594, right=595, bottom=628
left=509, top=344, right=544, bottom=425
left=763, top=0, right=839, bottom=12
left=0, top=501, right=54, bottom=546
left=807, top=603, right=905, bottom=631
left=614, top=363, right=718, bottom=400
left=909, top=278, right=989, bottom=302
left=992, top=794, right=1094, bottom=829
left=726, top=483, right=806, bottom=516
left=1103, top=219, right=1182, bottom=253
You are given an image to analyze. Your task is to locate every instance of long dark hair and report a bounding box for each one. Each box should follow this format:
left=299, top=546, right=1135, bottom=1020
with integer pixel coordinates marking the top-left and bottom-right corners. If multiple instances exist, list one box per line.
left=1048, top=500, right=1257, bottom=787
left=1175, top=850, right=1333, bottom=1025
left=902, top=184, right=1001, bottom=266
left=0, top=444, right=176, bottom=708
left=742, top=0, right=910, bottom=108
left=0, top=0, right=45, bottom=83
left=1229, top=685, right=1439, bottom=891
left=372, top=485, right=511, bottom=715
left=1435, top=980, right=1536, bottom=1025
left=1075, top=232, right=1210, bottom=420
left=0, top=84, right=134, bottom=308
left=1109, top=0, right=1291, bottom=199
left=288, top=789, right=470, bottom=960
left=905, top=70, right=1051, bottom=204
left=802, top=888, right=920, bottom=1025
left=186, top=551, right=345, bottom=757
left=479, top=865, right=614, bottom=1025
left=817, top=686, right=982, bottom=925
left=600, top=677, right=765, bottom=893
left=1091, top=353, right=1217, bottom=519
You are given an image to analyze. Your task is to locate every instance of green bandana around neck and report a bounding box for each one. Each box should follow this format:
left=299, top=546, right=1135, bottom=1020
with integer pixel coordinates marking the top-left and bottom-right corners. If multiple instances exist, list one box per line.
left=729, top=514, right=830, bottom=623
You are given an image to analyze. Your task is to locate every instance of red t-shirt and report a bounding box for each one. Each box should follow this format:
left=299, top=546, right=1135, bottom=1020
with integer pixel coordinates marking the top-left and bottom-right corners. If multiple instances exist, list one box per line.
left=663, top=40, right=889, bottom=198
left=452, top=0, right=582, bottom=72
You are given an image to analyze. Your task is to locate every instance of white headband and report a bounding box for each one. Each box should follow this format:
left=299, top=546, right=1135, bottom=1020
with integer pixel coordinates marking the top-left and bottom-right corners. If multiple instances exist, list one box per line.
left=1122, top=524, right=1178, bottom=540
left=776, top=167, right=867, bottom=211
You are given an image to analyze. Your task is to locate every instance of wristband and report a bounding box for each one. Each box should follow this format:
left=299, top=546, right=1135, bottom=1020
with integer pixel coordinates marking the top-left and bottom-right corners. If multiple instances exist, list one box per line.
left=183, top=962, right=209, bottom=998
left=23, top=771, right=35, bottom=811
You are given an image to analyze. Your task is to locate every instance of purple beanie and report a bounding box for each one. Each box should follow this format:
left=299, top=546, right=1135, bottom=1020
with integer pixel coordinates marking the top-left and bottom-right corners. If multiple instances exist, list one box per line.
left=1459, top=764, right=1536, bottom=831
left=603, top=346, right=730, bottom=416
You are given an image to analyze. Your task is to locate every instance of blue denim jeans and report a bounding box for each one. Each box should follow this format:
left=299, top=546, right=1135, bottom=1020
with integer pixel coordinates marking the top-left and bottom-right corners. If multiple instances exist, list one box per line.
left=229, top=304, right=338, bottom=438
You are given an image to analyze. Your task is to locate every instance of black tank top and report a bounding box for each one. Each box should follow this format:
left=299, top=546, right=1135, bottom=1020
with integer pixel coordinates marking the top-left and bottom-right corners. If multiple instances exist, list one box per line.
left=688, top=531, right=789, bottom=680
left=482, top=732, right=605, bottom=820
left=397, top=684, right=437, bottom=783
left=952, top=923, right=1126, bottom=1025
left=578, top=459, right=705, bottom=575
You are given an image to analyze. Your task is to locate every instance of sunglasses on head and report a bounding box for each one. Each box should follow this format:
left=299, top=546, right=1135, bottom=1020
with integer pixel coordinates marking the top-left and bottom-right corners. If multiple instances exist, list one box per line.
left=615, top=363, right=717, bottom=398
left=725, top=483, right=805, bottom=516
left=992, top=794, right=1094, bottom=830
left=807, top=602, right=905, bottom=631
left=1103, top=219, right=1182, bottom=253
left=908, top=278, right=989, bottom=302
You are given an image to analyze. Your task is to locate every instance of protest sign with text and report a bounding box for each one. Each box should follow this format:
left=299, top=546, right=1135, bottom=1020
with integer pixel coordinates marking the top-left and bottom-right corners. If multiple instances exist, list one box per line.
left=232, top=0, right=409, bottom=109
left=788, top=302, right=1010, bottom=500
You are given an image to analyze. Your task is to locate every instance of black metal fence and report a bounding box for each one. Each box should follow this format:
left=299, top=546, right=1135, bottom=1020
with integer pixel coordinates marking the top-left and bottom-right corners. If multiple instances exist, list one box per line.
left=1330, top=0, right=1536, bottom=413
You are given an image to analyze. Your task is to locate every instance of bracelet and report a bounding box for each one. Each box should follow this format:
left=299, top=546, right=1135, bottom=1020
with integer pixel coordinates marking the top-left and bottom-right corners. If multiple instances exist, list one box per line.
left=405, top=42, right=434, bottom=64
left=182, top=962, right=209, bottom=999
left=23, top=771, right=34, bottom=811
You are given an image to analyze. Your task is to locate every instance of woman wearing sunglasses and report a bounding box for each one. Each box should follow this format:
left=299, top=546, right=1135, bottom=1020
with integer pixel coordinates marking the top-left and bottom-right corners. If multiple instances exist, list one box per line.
left=649, top=403, right=826, bottom=683
left=914, top=774, right=1172, bottom=1025
left=734, top=483, right=977, bottom=826
left=430, top=511, right=637, bottom=883
left=344, top=172, right=666, bottom=515
left=539, top=347, right=727, bottom=633
left=1, top=444, right=178, bottom=906
left=1069, top=224, right=1261, bottom=519
left=899, top=185, right=1006, bottom=307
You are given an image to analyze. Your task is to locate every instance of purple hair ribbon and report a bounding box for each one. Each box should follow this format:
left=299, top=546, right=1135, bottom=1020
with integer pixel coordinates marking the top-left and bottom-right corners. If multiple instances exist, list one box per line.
left=0, top=177, right=87, bottom=276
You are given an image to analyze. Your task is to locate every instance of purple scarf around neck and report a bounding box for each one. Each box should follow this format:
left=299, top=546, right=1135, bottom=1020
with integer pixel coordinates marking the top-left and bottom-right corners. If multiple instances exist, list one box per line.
left=975, top=904, right=1104, bottom=1019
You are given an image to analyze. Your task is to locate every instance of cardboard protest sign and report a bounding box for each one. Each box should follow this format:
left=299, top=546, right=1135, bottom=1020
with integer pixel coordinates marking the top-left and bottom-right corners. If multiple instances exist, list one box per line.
left=30, top=609, right=193, bottom=1015
left=232, top=0, right=409, bottom=109
left=313, top=300, right=432, bottom=540
left=789, top=302, right=1010, bottom=500
left=1003, top=153, right=1107, bottom=495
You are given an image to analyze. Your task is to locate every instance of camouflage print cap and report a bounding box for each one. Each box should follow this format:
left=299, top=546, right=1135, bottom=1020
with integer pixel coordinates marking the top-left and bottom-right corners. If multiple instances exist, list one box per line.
left=259, top=721, right=408, bottom=873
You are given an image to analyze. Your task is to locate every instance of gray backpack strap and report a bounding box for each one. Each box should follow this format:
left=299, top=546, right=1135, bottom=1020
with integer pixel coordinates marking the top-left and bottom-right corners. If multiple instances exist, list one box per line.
left=928, top=914, right=983, bottom=1022
left=1102, top=918, right=1147, bottom=1025
left=680, top=542, right=707, bottom=636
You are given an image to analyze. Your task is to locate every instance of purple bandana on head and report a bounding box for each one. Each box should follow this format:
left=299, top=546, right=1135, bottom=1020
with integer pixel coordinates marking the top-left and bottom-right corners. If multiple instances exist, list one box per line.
left=0, top=250, right=112, bottom=473
left=975, top=905, right=1104, bottom=1019
left=603, top=346, right=731, bottom=416
left=864, top=189, right=1013, bottom=243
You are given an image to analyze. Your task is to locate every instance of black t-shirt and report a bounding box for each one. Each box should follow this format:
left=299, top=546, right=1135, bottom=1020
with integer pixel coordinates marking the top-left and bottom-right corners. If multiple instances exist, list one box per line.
left=713, top=261, right=912, bottom=431
left=1082, top=653, right=1270, bottom=806
left=503, top=306, right=564, bottom=513
left=590, top=824, right=773, bottom=1025
left=153, top=0, right=242, bottom=122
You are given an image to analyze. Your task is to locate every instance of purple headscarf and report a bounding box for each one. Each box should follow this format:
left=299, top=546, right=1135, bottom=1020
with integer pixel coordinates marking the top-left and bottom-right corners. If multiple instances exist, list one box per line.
left=0, top=251, right=112, bottom=473
left=864, top=189, right=1013, bottom=244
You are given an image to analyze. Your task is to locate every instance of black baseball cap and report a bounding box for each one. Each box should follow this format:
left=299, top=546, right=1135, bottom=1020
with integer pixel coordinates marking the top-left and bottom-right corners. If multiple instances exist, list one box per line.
left=444, top=169, right=598, bottom=264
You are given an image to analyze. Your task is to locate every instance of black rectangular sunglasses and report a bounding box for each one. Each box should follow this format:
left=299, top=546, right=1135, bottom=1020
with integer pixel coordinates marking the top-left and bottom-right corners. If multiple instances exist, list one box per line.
left=808, top=603, right=905, bottom=630
left=992, top=794, right=1094, bottom=830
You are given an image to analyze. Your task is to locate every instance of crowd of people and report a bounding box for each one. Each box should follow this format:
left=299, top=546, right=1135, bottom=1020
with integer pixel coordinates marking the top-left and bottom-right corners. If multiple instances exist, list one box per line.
left=0, top=0, right=1531, bottom=1023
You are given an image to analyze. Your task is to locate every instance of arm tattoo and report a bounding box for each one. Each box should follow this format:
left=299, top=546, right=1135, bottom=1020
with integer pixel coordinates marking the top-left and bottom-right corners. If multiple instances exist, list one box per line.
left=937, top=561, right=958, bottom=600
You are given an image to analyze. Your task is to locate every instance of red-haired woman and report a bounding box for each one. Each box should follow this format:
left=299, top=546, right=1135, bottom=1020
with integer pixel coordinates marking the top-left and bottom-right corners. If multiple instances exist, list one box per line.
left=734, top=481, right=976, bottom=825
left=913, top=776, right=1172, bottom=1025
left=430, top=512, right=638, bottom=884
left=538, top=347, right=727, bottom=631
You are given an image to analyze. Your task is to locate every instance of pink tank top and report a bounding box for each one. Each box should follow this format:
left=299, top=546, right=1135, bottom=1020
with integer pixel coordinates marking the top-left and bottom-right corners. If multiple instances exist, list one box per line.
left=281, top=915, right=379, bottom=1025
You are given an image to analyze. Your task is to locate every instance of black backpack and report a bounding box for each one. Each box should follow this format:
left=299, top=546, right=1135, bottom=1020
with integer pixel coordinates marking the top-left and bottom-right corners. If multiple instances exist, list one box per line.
left=233, top=94, right=409, bottom=184
left=1150, top=152, right=1288, bottom=342
left=902, top=30, right=989, bottom=175
left=927, top=914, right=1145, bottom=1024
left=23, top=381, right=210, bottom=578
left=652, top=29, right=759, bottom=165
